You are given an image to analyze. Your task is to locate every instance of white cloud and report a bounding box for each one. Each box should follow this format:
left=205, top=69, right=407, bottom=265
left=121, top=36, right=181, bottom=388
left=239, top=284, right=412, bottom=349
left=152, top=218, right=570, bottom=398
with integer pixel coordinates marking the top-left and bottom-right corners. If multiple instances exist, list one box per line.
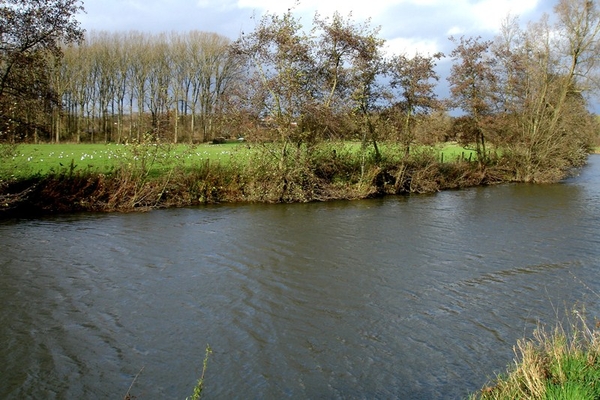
left=197, top=0, right=237, bottom=10
left=447, top=26, right=464, bottom=36
left=385, top=37, right=440, bottom=56
left=470, top=0, right=540, bottom=31
left=236, top=0, right=404, bottom=19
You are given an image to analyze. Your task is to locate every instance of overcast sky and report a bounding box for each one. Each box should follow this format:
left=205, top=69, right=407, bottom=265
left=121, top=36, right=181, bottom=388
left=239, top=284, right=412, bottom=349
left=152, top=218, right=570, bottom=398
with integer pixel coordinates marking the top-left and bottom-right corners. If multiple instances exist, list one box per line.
left=78, top=0, right=555, bottom=56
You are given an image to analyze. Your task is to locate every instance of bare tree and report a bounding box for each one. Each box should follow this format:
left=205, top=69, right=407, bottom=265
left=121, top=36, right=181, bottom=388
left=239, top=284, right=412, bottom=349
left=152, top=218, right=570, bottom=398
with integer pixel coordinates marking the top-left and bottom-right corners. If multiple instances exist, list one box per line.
left=90, top=32, right=120, bottom=143
left=489, top=3, right=599, bottom=181
left=389, top=52, right=443, bottom=155
left=169, top=32, right=189, bottom=143
left=180, top=31, right=237, bottom=143
left=349, top=35, right=387, bottom=163
left=552, top=0, right=600, bottom=125
left=448, top=36, right=497, bottom=163
left=311, top=13, right=387, bottom=160
left=145, top=34, right=172, bottom=139
left=127, top=32, right=152, bottom=142
left=112, top=32, right=130, bottom=143
left=61, top=42, right=94, bottom=142
left=49, top=30, right=238, bottom=144
left=310, top=12, right=384, bottom=142
left=232, top=9, right=316, bottom=163
left=195, top=32, right=236, bottom=142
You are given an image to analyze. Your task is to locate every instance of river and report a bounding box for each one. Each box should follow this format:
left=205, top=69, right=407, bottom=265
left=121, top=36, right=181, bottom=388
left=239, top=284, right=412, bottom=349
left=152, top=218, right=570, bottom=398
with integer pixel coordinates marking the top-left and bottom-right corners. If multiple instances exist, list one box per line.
left=1, top=156, right=599, bottom=399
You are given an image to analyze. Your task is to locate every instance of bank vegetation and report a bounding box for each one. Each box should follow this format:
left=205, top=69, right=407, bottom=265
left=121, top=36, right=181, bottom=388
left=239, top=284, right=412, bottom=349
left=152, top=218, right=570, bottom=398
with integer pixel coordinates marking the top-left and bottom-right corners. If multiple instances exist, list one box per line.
left=1, top=0, right=600, bottom=218
left=470, top=307, right=600, bottom=399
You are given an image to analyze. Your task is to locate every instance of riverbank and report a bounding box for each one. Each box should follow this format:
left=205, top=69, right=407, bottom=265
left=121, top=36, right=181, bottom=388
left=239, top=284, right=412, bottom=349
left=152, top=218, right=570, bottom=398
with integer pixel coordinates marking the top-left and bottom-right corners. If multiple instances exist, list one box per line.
left=0, top=142, right=593, bottom=219
left=470, top=309, right=600, bottom=399
left=0, top=155, right=489, bottom=218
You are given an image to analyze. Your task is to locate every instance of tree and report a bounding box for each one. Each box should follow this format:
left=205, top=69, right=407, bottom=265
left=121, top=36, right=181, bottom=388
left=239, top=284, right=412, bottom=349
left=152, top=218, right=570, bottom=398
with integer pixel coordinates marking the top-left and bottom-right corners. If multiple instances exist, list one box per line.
left=388, top=52, right=443, bottom=156
left=170, top=32, right=189, bottom=143
left=145, top=34, right=172, bottom=138
left=0, top=0, right=84, bottom=142
left=61, top=39, right=94, bottom=142
left=128, top=32, right=152, bottom=142
left=488, top=2, right=599, bottom=181
left=312, top=13, right=377, bottom=110
left=313, top=12, right=387, bottom=148
left=192, top=32, right=236, bottom=143
left=348, top=33, right=387, bottom=163
left=448, top=36, right=497, bottom=164
left=110, top=32, right=130, bottom=144
left=552, top=0, right=600, bottom=127
left=233, top=9, right=388, bottom=173
left=232, top=9, right=316, bottom=164
left=48, top=30, right=238, bottom=144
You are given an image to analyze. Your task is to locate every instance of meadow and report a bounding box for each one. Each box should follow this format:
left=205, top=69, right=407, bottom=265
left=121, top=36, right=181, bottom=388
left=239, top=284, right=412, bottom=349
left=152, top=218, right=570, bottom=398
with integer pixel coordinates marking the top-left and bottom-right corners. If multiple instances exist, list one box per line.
left=0, top=142, right=241, bottom=179
left=0, top=141, right=477, bottom=180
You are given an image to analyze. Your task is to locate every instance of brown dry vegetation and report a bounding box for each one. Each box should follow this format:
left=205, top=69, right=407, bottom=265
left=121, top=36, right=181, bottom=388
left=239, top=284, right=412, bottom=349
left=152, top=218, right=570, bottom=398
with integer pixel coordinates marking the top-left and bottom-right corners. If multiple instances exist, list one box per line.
left=0, top=142, right=501, bottom=218
left=471, top=308, right=600, bottom=400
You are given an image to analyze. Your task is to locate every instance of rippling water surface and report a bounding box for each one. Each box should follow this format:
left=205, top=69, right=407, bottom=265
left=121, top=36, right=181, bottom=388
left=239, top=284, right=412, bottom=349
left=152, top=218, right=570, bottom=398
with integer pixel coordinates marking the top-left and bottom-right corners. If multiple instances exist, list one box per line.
left=1, top=156, right=600, bottom=399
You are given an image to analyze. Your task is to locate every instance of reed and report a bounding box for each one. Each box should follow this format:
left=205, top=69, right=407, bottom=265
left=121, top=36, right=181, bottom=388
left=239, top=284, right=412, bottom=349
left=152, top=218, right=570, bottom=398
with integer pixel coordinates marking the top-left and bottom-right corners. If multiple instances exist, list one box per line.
left=470, top=308, right=600, bottom=399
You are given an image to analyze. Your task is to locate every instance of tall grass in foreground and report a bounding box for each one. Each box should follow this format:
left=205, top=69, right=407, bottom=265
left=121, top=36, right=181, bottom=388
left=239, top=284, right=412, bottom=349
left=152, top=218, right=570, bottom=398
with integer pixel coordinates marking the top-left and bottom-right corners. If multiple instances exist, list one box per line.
left=186, top=345, right=212, bottom=400
left=123, top=344, right=212, bottom=400
left=470, top=308, right=600, bottom=399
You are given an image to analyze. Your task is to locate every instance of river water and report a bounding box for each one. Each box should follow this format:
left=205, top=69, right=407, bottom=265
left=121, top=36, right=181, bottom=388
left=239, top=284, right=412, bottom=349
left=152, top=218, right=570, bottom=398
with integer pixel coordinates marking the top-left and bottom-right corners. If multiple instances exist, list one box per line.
left=1, top=156, right=600, bottom=399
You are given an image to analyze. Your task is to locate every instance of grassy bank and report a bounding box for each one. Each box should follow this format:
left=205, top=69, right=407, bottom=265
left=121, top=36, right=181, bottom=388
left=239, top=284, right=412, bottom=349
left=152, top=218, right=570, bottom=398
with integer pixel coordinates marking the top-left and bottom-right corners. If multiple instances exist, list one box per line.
left=0, top=141, right=486, bottom=217
left=0, top=139, right=588, bottom=218
left=470, top=310, right=600, bottom=399
left=0, top=141, right=477, bottom=179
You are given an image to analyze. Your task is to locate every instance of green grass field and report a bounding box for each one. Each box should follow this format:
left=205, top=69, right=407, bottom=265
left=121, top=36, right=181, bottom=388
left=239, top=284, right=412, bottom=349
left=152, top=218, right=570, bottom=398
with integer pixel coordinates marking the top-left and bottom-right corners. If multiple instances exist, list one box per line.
left=0, top=142, right=244, bottom=179
left=0, top=141, right=477, bottom=180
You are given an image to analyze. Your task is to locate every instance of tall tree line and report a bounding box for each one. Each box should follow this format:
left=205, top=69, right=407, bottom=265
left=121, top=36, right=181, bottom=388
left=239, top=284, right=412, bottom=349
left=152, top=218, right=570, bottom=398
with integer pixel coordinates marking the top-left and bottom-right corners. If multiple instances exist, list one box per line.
left=52, top=30, right=238, bottom=143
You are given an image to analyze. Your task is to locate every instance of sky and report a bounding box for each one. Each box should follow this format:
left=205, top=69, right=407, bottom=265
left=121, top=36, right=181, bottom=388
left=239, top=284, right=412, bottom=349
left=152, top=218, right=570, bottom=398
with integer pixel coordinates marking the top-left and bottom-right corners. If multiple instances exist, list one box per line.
left=77, top=0, right=559, bottom=103
left=78, top=0, right=556, bottom=57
